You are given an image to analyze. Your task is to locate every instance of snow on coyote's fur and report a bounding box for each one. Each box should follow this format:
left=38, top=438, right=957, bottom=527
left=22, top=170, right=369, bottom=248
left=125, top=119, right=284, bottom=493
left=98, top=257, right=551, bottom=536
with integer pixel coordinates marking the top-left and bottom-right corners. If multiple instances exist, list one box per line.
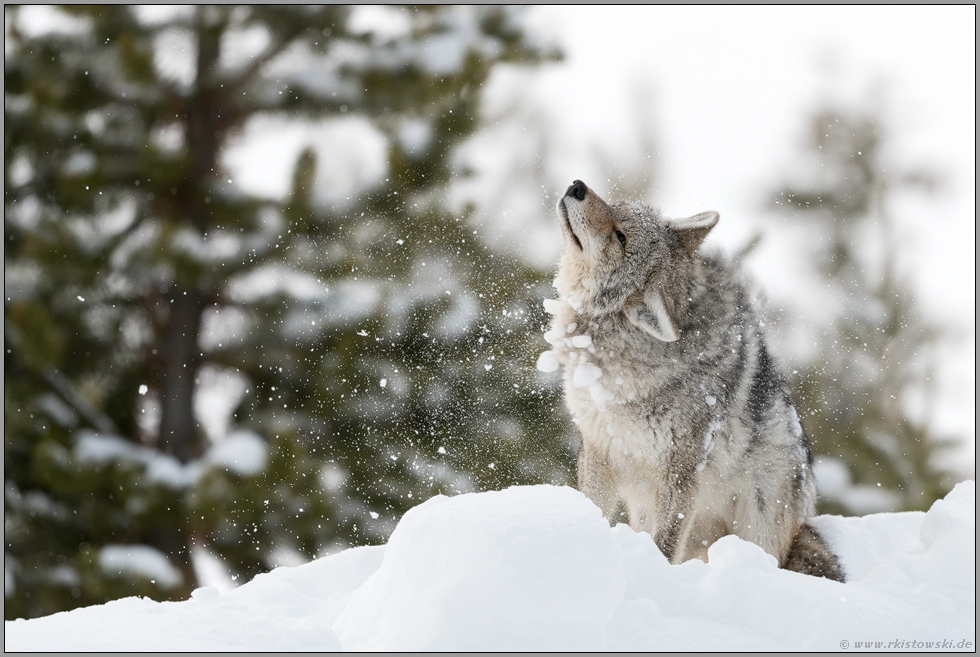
left=539, top=180, right=844, bottom=581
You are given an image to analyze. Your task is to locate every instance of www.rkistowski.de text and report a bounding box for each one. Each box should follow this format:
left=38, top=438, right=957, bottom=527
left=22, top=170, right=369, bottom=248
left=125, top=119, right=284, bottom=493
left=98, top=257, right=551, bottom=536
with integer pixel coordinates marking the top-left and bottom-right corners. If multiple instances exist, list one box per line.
left=840, top=639, right=973, bottom=650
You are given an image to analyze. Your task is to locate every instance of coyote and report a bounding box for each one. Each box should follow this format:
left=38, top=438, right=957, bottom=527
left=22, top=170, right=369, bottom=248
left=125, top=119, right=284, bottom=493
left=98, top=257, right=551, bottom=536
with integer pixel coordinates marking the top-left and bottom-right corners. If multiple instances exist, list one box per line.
left=539, top=180, right=844, bottom=581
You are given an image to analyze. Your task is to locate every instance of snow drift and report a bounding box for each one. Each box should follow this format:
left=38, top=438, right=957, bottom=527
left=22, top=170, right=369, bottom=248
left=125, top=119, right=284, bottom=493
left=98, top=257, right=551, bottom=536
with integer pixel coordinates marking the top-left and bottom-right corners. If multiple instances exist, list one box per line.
left=5, top=481, right=976, bottom=651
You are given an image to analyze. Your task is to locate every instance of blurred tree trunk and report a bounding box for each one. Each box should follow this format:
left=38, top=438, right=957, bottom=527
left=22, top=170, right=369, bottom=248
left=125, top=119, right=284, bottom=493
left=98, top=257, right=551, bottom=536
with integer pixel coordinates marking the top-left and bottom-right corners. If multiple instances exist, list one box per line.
left=157, top=10, right=223, bottom=465
left=159, top=289, right=207, bottom=462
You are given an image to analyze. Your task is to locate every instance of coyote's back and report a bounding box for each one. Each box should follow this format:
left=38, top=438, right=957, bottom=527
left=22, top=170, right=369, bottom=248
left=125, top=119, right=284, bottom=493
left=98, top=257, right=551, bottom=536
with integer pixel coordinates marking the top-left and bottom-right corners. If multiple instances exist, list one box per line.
left=541, top=180, right=844, bottom=581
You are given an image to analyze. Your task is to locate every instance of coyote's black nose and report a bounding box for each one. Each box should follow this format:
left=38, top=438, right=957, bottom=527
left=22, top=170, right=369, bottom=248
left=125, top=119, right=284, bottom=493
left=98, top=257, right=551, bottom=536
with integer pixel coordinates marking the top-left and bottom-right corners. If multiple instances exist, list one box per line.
left=565, top=180, right=587, bottom=201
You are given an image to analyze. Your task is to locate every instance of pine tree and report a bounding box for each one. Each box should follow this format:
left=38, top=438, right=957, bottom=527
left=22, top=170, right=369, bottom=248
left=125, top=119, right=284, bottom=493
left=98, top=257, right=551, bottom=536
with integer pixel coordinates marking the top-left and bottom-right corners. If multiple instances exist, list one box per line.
left=4, top=5, right=569, bottom=620
left=769, top=105, right=955, bottom=514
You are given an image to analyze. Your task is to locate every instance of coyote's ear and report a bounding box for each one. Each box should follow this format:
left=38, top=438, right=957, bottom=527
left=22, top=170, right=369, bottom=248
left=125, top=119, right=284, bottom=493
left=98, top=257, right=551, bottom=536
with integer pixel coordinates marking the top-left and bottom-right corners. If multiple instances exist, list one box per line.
left=664, top=211, right=719, bottom=255
left=625, top=285, right=680, bottom=342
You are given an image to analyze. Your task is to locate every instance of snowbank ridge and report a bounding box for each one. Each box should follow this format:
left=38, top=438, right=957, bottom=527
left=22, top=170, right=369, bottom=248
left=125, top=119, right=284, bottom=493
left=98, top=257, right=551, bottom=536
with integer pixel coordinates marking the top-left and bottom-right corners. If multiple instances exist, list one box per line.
left=5, top=482, right=976, bottom=651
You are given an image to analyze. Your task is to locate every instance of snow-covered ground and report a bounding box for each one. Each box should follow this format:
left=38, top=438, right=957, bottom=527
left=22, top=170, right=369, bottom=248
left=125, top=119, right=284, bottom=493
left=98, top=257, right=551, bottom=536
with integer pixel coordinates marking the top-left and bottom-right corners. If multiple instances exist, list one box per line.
left=5, top=481, right=975, bottom=651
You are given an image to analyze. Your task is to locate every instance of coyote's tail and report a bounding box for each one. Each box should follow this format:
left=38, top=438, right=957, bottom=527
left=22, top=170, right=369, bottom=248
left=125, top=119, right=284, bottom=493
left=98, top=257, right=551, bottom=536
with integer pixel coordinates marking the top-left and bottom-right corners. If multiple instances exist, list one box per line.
left=783, top=522, right=846, bottom=582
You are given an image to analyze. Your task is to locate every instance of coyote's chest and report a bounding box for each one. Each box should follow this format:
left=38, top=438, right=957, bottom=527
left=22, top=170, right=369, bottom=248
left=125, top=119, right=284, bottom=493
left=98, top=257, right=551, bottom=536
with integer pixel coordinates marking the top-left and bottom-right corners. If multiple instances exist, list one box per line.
left=547, top=304, right=685, bottom=470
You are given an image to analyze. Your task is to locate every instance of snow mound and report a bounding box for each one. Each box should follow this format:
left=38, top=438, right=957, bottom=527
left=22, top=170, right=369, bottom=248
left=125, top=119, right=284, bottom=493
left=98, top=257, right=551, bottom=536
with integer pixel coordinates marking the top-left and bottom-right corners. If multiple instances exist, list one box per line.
left=5, top=482, right=976, bottom=652
left=333, top=485, right=624, bottom=651
left=4, top=545, right=384, bottom=651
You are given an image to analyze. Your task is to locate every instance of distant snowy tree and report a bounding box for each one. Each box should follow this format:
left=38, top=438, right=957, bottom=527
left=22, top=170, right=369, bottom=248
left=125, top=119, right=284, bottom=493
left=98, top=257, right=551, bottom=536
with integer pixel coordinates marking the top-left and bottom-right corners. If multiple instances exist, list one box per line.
left=4, top=4, right=568, bottom=620
left=769, top=104, right=956, bottom=515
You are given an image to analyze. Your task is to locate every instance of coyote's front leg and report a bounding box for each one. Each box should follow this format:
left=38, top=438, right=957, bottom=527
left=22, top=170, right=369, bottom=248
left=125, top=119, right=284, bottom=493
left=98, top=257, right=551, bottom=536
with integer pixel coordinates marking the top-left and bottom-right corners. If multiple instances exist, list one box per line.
left=577, top=443, right=619, bottom=521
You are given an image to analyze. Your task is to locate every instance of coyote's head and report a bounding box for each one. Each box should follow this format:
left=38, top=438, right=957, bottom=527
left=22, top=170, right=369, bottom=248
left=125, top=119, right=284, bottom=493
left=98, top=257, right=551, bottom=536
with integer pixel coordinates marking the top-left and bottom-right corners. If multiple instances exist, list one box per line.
left=554, top=180, right=718, bottom=342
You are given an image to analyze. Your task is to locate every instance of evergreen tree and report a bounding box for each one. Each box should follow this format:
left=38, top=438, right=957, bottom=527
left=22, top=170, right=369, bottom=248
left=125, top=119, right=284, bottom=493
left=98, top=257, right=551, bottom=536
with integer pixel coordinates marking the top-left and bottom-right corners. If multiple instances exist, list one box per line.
left=4, top=5, right=570, bottom=620
left=769, top=104, right=955, bottom=514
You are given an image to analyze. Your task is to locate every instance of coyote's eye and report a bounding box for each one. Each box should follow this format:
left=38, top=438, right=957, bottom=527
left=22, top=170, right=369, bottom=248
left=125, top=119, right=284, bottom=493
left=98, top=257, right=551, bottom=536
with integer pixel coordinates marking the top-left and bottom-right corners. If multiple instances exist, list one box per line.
left=615, top=230, right=627, bottom=247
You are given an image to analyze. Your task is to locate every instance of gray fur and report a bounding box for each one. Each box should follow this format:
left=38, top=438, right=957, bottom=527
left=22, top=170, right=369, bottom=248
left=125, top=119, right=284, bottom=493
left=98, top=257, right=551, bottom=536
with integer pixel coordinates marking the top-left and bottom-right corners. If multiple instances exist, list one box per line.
left=543, top=181, right=844, bottom=581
